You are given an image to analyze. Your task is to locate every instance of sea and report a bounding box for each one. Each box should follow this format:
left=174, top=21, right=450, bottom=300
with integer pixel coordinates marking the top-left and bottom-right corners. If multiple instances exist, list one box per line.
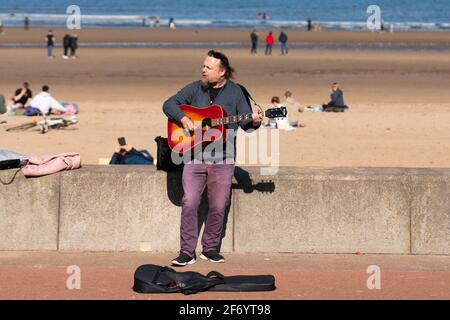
left=0, top=0, right=449, bottom=31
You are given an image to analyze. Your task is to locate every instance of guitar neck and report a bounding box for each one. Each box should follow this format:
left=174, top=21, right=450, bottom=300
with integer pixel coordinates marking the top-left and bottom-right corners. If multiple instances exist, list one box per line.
left=211, top=113, right=253, bottom=126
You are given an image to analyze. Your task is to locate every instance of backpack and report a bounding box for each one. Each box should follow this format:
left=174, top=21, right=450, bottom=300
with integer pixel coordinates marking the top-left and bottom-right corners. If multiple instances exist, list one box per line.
left=133, top=264, right=276, bottom=295
left=154, top=136, right=184, bottom=172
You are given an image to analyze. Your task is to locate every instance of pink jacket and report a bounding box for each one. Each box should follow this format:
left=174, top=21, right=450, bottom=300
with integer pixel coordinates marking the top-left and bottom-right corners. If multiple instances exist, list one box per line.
left=21, top=152, right=81, bottom=177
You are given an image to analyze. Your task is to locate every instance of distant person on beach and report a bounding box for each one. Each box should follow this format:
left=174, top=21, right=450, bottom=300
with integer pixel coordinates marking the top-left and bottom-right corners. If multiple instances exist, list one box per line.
left=24, top=16, right=29, bottom=30
left=322, top=82, right=348, bottom=112
left=62, top=34, right=71, bottom=59
left=250, top=29, right=259, bottom=55
left=307, top=18, right=312, bottom=31
left=258, top=12, right=269, bottom=22
left=169, top=17, right=176, bottom=29
left=0, top=18, right=4, bottom=35
left=30, top=85, right=67, bottom=116
left=69, top=34, right=78, bottom=59
left=154, top=16, right=160, bottom=28
left=5, top=82, right=33, bottom=115
left=0, top=94, right=6, bottom=114
left=163, top=49, right=262, bottom=266
left=283, top=91, right=305, bottom=127
left=46, top=29, right=55, bottom=59
left=278, top=31, right=288, bottom=55
left=265, top=31, right=274, bottom=55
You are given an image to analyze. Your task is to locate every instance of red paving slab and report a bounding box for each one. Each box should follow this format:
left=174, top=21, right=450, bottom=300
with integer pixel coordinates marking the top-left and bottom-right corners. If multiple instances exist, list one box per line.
left=0, top=252, right=449, bottom=300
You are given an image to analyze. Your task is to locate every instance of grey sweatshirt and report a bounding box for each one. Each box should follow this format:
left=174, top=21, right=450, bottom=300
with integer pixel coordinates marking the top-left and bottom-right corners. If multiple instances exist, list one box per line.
left=163, top=80, right=258, bottom=163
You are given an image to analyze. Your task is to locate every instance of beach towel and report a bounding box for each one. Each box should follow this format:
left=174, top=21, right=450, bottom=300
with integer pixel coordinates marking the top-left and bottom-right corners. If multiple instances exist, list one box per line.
left=61, top=102, right=79, bottom=115
left=306, top=105, right=324, bottom=112
left=324, top=105, right=349, bottom=112
left=21, top=152, right=81, bottom=177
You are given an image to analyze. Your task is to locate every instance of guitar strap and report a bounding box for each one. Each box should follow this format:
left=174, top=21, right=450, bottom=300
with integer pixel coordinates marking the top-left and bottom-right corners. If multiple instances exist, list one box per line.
left=237, top=84, right=263, bottom=114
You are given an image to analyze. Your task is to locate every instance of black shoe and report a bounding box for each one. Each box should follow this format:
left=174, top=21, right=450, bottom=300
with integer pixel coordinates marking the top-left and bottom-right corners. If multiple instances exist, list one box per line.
left=171, top=252, right=196, bottom=266
left=200, top=250, right=225, bottom=263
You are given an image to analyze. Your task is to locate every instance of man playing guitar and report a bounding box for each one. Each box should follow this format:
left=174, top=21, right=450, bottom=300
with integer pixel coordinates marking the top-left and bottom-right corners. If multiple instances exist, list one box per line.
left=163, top=50, right=262, bottom=266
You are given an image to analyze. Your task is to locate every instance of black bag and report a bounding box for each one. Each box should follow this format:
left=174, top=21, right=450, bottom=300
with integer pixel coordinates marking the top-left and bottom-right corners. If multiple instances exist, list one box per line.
left=0, top=150, right=28, bottom=170
left=133, top=264, right=276, bottom=295
left=133, top=265, right=223, bottom=295
left=154, top=136, right=184, bottom=172
left=0, top=159, right=21, bottom=170
left=0, top=150, right=28, bottom=185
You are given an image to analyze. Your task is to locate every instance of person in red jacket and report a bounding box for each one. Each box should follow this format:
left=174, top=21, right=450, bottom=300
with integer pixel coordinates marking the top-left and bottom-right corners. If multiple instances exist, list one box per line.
left=265, top=31, right=274, bottom=55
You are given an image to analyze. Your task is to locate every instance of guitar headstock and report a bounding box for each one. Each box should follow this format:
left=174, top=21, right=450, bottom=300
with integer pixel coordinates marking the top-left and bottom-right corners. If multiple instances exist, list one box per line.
left=264, top=107, right=287, bottom=118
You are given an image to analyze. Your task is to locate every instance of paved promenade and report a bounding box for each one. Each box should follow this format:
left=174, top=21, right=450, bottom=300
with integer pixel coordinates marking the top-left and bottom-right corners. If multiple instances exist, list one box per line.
left=0, top=252, right=448, bottom=300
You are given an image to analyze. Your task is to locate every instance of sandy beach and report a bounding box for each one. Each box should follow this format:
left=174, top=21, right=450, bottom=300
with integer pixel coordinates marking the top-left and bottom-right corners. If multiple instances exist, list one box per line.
left=1, top=28, right=450, bottom=168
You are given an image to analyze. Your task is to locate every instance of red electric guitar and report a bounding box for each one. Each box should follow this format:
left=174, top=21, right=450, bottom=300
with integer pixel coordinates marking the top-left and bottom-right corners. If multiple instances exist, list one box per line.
left=167, top=104, right=287, bottom=154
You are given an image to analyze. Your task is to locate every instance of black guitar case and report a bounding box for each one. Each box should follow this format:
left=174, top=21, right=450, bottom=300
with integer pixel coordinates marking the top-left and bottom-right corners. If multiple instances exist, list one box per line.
left=133, top=264, right=276, bottom=295
left=206, top=271, right=276, bottom=292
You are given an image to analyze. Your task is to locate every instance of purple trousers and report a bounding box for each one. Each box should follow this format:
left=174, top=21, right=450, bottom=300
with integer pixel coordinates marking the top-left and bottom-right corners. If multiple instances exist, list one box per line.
left=180, top=163, right=235, bottom=257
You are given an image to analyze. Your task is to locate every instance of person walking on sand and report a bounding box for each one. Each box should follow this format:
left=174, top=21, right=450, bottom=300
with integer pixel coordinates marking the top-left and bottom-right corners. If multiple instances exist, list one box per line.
left=169, top=18, right=176, bottom=29
left=278, top=31, right=288, bottom=55
left=250, top=29, right=259, bottom=55
left=0, top=18, right=5, bottom=35
left=265, top=31, right=274, bottom=55
left=154, top=16, right=160, bottom=28
left=69, top=34, right=78, bottom=59
left=24, top=16, right=30, bottom=30
left=307, top=18, right=312, bottom=31
left=46, top=29, right=55, bottom=59
left=62, top=34, right=71, bottom=59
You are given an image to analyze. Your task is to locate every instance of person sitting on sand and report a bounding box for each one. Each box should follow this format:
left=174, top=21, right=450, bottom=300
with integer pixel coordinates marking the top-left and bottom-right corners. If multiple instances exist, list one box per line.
left=264, top=96, right=283, bottom=127
left=5, top=82, right=33, bottom=115
left=0, top=94, right=6, bottom=114
left=322, top=82, right=348, bottom=112
left=283, top=90, right=305, bottom=127
left=30, top=85, right=67, bottom=116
